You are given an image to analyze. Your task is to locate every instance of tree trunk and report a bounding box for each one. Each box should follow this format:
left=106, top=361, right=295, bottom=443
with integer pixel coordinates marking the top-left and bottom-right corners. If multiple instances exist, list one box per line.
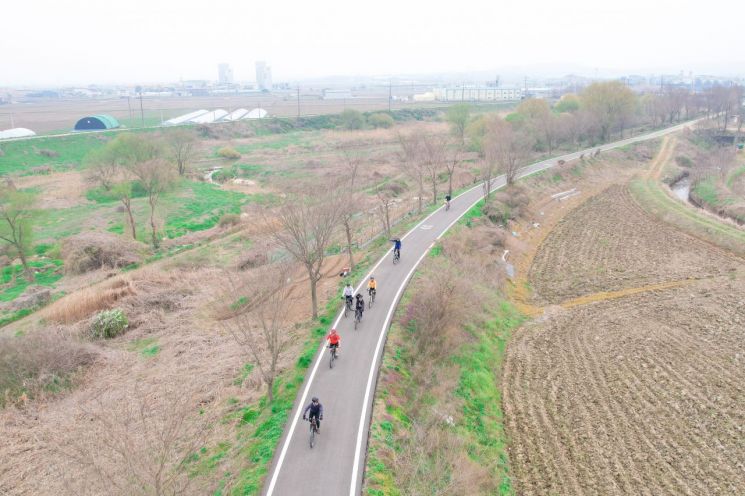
left=343, top=218, right=355, bottom=270
left=122, top=199, right=137, bottom=240
left=149, top=197, right=159, bottom=248
left=18, top=250, right=34, bottom=282
left=309, top=267, right=318, bottom=319
left=417, top=179, right=423, bottom=213
left=431, top=179, right=437, bottom=206
left=266, top=376, right=274, bottom=403
left=447, top=171, right=454, bottom=196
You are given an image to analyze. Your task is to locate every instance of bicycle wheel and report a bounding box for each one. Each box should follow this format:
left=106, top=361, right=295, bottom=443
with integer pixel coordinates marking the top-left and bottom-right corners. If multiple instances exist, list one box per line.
left=309, top=422, right=316, bottom=448
left=329, top=348, right=335, bottom=369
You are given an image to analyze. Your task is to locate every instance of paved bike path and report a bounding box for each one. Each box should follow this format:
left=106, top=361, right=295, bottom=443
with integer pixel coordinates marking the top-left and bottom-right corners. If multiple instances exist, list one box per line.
left=264, top=121, right=696, bottom=496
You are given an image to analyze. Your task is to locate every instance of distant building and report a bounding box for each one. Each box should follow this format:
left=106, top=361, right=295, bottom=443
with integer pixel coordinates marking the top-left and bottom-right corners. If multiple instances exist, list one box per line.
left=434, top=86, right=523, bottom=102
left=256, top=61, right=273, bottom=91
left=218, top=63, right=234, bottom=85
left=73, top=114, right=120, bottom=131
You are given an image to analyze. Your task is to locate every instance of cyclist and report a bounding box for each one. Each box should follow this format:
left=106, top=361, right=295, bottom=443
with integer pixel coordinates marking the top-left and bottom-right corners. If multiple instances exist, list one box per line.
left=355, top=293, right=365, bottom=320
left=302, top=397, right=324, bottom=432
left=367, top=276, right=377, bottom=299
left=390, top=238, right=402, bottom=259
left=326, top=328, right=341, bottom=357
left=445, top=194, right=451, bottom=210
left=342, top=282, right=354, bottom=310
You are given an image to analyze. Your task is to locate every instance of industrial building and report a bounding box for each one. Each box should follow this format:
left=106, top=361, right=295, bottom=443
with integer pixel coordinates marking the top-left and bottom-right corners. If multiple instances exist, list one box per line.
left=433, top=86, right=524, bottom=102
left=73, top=114, right=120, bottom=131
left=256, top=61, right=273, bottom=91
left=218, top=63, right=234, bottom=84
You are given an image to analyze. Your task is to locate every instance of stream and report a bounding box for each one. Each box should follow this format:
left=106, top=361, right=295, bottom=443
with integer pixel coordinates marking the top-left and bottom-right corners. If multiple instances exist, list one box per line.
left=670, top=175, right=691, bottom=201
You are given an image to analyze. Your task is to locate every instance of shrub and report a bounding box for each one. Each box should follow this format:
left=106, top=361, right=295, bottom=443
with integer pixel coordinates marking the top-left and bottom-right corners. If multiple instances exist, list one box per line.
left=90, top=308, right=128, bottom=339
left=341, top=109, right=365, bottom=130
left=0, top=332, right=96, bottom=407
left=368, top=112, right=394, bottom=129
left=219, top=213, right=241, bottom=227
left=218, top=146, right=241, bottom=160
left=675, top=155, right=694, bottom=168
left=37, top=148, right=59, bottom=158
left=62, top=232, right=146, bottom=274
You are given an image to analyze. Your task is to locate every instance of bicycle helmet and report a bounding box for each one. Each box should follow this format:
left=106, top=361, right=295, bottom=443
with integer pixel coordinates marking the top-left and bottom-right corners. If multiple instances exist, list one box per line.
left=312, top=397, right=319, bottom=402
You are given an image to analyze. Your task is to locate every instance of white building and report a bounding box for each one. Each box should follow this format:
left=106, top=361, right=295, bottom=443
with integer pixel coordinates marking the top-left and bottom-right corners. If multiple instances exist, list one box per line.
left=218, top=63, right=234, bottom=84
left=434, top=86, right=523, bottom=102
left=256, top=61, right=273, bottom=91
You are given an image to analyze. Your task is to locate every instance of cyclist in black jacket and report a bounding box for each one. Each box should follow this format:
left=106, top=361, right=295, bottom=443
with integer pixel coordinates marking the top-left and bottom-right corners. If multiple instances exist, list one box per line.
left=303, top=397, right=324, bottom=432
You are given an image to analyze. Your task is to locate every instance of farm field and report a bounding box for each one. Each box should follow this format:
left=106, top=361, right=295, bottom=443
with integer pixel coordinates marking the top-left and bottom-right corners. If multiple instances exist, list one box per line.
left=504, top=149, right=745, bottom=495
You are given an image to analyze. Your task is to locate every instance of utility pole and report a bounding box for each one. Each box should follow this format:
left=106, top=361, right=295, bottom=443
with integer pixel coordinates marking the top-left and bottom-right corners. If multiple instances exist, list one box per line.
left=136, top=85, right=144, bottom=127
left=388, top=81, right=392, bottom=112
left=297, top=85, right=300, bottom=123
left=127, top=96, right=133, bottom=125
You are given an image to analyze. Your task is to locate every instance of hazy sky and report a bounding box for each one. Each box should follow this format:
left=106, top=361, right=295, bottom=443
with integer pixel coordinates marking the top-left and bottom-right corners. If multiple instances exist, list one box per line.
left=1, top=0, right=743, bottom=86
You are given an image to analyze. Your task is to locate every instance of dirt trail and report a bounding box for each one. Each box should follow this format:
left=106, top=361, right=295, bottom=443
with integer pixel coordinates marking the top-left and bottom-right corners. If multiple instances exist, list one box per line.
left=504, top=140, right=745, bottom=495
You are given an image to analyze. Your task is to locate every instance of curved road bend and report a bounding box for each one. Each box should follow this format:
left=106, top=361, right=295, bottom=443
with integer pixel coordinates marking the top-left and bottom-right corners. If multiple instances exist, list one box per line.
left=264, top=120, right=696, bottom=496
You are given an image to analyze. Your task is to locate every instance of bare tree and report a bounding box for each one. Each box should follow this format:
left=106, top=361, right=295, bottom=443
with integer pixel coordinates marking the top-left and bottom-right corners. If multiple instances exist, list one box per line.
left=57, top=384, right=213, bottom=496
left=443, top=144, right=461, bottom=197
left=166, top=129, right=198, bottom=176
left=397, top=131, right=426, bottom=213
left=339, top=145, right=362, bottom=270
left=272, top=192, right=341, bottom=318
left=375, top=184, right=395, bottom=237
left=0, top=185, right=36, bottom=281
left=85, top=147, right=120, bottom=191
left=129, top=159, right=176, bottom=248
left=420, top=134, right=446, bottom=205
left=222, top=262, right=296, bottom=402
left=483, top=118, right=531, bottom=190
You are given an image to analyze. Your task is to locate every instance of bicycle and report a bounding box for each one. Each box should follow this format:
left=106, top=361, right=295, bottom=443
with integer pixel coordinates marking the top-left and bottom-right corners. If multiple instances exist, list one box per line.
left=328, top=344, right=338, bottom=369
left=392, top=249, right=400, bottom=265
left=368, top=288, right=376, bottom=308
left=343, top=295, right=353, bottom=317
left=308, top=416, right=319, bottom=448
left=354, top=307, right=363, bottom=330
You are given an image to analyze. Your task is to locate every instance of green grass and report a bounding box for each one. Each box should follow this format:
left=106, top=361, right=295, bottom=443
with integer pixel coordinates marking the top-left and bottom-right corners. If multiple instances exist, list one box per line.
left=35, top=179, right=249, bottom=243
left=693, top=177, right=734, bottom=207
left=726, top=165, right=745, bottom=188
left=0, top=133, right=112, bottom=175
left=365, top=299, right=523, bottom=495
left=1, top=260, right=63, bottom=302
left=463, top=199, right=485, bottom=227
left=162, top=181, right=249, bottom=239
left=127, top=337, right=160, bottom=357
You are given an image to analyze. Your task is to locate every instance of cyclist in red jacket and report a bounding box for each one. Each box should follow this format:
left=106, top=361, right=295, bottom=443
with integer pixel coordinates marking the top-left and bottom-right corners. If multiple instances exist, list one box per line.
left=326, top=328, right=341, bottom=356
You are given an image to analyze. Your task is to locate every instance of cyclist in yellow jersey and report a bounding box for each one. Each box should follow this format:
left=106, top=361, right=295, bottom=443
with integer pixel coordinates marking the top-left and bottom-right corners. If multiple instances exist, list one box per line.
left=367, top=276, right=377, bottom=303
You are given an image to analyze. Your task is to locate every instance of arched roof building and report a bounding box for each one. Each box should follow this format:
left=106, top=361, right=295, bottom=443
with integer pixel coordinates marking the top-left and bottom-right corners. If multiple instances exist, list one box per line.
left=74, top=114, right=120, bottom=131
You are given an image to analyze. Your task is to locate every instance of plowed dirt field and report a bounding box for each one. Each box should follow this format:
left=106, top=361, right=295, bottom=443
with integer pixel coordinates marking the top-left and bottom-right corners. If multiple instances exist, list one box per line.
left=528, top=186, right=739, bottom=305
left=505, top=184, right=745, bottom=495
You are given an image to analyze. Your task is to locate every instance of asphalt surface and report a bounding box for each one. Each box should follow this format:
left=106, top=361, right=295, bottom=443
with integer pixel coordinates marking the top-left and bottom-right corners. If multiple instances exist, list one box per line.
left=263, top=121, right=697, bottom=496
